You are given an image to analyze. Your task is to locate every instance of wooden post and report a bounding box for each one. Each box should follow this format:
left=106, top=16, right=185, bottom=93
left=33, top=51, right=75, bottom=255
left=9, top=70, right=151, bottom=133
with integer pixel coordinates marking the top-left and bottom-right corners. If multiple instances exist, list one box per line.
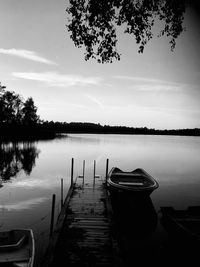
left=50, top=194, right=56, bottom=237
left=93, top=160, right=96, bottom=180
left=71, top=158, right=74, bottom=187
left=93, top=160, right=96, bottom=188
left=105, top=158, right=109, bottom=184
left=83, top=160, right=85, bottom=184
left=61, top=178, right=63, bottom=207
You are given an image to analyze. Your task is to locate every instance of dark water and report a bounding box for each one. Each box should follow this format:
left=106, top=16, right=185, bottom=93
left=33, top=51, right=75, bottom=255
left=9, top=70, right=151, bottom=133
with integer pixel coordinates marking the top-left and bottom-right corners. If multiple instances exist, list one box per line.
left=0, top=134, right=200, bottom=265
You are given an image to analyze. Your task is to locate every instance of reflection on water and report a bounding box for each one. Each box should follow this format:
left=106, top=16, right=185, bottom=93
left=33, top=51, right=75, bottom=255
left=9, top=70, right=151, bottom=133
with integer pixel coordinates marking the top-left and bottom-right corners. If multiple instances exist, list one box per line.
left=0, top=142, right=49, bottom=266
left=0, top=142, right=40, bottom=181
left=0, top=197, right=48, bottom=211
left=111, top=193, right=158, bottom=237
left=110, top=192, right=158, bottom=266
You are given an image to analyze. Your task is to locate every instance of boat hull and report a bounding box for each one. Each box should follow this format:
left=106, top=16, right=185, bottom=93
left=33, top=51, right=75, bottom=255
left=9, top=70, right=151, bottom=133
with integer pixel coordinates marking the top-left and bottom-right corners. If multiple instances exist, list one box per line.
left=107, top=167, right=159, bottom=197
left=0, top=229, right=35, bottom=267
left=161, top=206, right=200, bottom=243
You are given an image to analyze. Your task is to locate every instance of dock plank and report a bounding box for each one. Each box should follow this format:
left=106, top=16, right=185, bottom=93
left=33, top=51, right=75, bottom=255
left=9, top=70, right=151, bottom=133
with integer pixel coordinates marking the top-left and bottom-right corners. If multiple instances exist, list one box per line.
left=49, top=177, right=119, bottom=267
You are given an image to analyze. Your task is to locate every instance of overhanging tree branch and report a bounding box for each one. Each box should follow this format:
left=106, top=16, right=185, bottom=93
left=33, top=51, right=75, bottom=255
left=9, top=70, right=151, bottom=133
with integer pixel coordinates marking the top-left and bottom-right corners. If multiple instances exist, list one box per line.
left=66, top=0, right=187, bottom=63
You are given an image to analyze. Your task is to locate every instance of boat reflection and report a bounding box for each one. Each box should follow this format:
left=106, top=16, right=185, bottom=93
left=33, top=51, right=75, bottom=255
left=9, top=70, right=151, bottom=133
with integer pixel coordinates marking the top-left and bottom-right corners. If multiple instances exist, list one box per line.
left=0, top=142, right=40, bottom=182
left=110, top=192, right=157, bottom=237
left=110, top=192, right=158, bottom=266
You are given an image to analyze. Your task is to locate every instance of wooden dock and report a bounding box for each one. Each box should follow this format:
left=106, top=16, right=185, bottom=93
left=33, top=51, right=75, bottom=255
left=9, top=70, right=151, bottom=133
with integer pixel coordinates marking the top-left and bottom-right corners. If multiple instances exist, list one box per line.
left=40, top=158, right=200, bottom=267
left=43, top=174, right=120, bottom=267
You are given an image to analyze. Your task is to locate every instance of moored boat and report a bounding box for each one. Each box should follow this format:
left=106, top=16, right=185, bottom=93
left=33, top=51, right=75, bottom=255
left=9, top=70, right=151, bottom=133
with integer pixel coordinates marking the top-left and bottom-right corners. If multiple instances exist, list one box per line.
left=107, top=167, right=159, bottom=196
left=161, top=206, right=200, bottom=243
left=0, top=229, right=35, bottom=267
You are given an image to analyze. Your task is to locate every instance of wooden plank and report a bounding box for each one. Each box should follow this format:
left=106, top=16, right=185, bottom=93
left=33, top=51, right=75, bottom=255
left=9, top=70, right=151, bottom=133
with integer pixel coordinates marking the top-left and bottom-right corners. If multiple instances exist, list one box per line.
left=40, top=182, right=76, bottom=267
left=45, top=176, right=120, bottom=267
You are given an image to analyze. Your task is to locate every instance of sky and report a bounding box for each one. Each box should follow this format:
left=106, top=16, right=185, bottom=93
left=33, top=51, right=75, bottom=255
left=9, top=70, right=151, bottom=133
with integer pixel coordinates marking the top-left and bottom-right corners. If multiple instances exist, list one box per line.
left=0, top=0, right=200, bottom=129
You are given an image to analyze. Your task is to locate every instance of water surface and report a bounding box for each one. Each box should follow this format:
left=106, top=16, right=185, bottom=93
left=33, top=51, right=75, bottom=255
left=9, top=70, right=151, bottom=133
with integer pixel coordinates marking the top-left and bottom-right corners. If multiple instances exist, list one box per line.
left=0, top=134, right=200, bottom=263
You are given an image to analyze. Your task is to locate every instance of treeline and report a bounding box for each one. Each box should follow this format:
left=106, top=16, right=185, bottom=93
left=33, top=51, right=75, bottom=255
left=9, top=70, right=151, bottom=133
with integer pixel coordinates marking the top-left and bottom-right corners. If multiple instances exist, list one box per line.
left=0, top=83, right=39, bottom=126
left=41, top=121, right=200, bottom=136
left=0, top=83, right=55, bottom=141
left=1, top=83, right=200, bottom=141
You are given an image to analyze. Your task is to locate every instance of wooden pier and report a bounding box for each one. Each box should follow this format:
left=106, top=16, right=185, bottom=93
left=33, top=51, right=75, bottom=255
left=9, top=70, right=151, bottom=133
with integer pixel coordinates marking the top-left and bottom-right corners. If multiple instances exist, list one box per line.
left=41, top=159, right=200, bottom=267
left=42, top=160, right=120, bottom=267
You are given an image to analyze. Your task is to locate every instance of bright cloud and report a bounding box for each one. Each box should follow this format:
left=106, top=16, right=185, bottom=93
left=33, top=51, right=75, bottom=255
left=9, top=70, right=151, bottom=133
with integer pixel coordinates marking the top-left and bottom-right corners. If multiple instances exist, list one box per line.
left=114, top=75, right=186, bottom=92
left=0, top=48, right=56, bottom=64
left=114, top=75, right=183, bottom=86
left=134, top=84, right=183, bottom=92
left=85, top=94, right=104, bottom=109
left=12, top=72, right=102, bottom=87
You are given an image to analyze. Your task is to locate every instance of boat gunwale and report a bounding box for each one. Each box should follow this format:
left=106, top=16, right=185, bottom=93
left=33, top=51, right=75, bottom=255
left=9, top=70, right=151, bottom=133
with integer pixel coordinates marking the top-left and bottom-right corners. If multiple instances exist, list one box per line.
left=107, top=167, right=159, bottom=192
left=0, top=229, right=35, bottom=267
left=161, top=207, right=200, bottom=242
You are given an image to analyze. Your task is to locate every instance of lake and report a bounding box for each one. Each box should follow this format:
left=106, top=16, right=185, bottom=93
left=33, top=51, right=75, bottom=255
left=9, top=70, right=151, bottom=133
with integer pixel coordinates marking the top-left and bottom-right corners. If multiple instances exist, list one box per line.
left=0, top=134, right=200, bottom=264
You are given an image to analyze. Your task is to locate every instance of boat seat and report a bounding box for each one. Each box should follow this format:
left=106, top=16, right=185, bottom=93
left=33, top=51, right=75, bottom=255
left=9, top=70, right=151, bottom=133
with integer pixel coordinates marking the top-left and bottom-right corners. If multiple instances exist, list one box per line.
left=118, top=182, right=143, bottom=186
left=0, top=235, right=26, bottom=252
left=114, top=172, right=144, bottom=177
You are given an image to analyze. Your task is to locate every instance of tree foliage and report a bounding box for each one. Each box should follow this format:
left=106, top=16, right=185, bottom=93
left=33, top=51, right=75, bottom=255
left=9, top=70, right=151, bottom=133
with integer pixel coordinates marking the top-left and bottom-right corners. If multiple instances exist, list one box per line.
left=0, top=83, right=39, bottom=126
left=66, top=0, right=187, bottom=63
left=22, top=97, right=39, bottom=126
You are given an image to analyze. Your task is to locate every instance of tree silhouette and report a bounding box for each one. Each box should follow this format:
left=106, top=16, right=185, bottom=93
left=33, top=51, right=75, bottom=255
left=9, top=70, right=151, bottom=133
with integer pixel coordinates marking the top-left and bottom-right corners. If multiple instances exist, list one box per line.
left=0, top=83, right=6, bottom=124
left=66, top=0, right=188, bottom=63
left=22, top=97, right=39, bottom=126
left=0, top=85, right=40, bottom=128
left=2, top=91, right=23, bottom=124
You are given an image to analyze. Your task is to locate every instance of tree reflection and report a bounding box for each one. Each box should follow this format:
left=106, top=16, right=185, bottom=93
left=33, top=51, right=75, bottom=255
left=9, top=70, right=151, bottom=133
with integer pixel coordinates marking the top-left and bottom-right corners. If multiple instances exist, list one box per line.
left=0, top=142, right=40, bottom=181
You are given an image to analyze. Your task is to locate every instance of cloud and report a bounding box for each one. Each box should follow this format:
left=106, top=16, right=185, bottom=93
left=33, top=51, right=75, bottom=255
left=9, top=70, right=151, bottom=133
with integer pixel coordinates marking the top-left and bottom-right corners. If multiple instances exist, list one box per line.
left=134, top=84, right=183, bottom=92
left=0, top=48, right=56, bottom=65
left=12, top=72, right=102, bottom=87
left=114, top=75, right=185, bottom=85
left=114, top=75, right=185, bottom=92
left=85, top=94, right=104, bottom=109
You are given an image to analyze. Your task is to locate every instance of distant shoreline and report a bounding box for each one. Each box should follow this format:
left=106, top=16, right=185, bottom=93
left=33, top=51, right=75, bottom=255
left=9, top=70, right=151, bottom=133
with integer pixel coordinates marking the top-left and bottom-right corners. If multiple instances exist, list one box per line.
left=66, top=131, right=200, bottom=137
left=0, top=123, right=200, bottom=142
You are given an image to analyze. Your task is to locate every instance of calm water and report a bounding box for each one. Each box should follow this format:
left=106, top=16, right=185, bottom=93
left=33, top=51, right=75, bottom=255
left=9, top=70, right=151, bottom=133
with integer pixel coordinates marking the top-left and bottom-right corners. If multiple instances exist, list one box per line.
left=0, top=134, right=200, bottom=263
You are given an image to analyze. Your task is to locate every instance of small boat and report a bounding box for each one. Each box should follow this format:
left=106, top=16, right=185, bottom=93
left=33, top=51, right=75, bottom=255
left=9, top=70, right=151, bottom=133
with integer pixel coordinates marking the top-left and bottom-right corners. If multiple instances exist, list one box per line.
left=107, top=167, right=159, bottom=196
left=0, top=229, right=35, bottom=267
left=161, top=206, right=200, bottom=244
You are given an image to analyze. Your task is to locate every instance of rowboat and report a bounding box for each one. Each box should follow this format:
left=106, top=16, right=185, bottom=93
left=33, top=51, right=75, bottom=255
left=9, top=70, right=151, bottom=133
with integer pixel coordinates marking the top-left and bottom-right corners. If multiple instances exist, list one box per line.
left=107, top=167, right=159, bottom=196
left=161, top=206, right=200, bottom=244
left=0, top=229, right=35, bottom=267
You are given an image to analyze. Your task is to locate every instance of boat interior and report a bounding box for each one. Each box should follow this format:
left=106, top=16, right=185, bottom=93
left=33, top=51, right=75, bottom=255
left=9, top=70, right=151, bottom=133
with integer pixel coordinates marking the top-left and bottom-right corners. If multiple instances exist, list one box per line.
left=0, top=231, right=27, bottom=251
left=110, top=172, right=152, bottom=186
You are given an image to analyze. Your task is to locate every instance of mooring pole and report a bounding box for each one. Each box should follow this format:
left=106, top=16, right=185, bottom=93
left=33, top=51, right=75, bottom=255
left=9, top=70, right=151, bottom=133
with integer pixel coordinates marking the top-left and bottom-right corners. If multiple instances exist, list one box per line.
left=61, top=178, right=63, bottom=207
left=71, top=158, right=74, bottom=187
left=50, top=194, right=56, bottom=237
left=105, top=158, right=109, bottom=184
left=83, top=160, right=85, bottom=184
left=93, top=160, right=96, bottom=180
left=93, top=160, right=96, bottom=188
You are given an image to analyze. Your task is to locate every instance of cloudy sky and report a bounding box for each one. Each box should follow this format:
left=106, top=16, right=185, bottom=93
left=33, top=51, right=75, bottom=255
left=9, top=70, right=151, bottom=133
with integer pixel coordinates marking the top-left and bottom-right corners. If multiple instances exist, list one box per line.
left=0, top=0, right=200, bottom=129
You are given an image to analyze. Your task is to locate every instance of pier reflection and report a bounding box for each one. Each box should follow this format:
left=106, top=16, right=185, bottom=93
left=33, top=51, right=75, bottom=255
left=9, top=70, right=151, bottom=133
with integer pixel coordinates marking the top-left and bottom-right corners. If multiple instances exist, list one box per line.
left=0, top=142, right=40, bottom=181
